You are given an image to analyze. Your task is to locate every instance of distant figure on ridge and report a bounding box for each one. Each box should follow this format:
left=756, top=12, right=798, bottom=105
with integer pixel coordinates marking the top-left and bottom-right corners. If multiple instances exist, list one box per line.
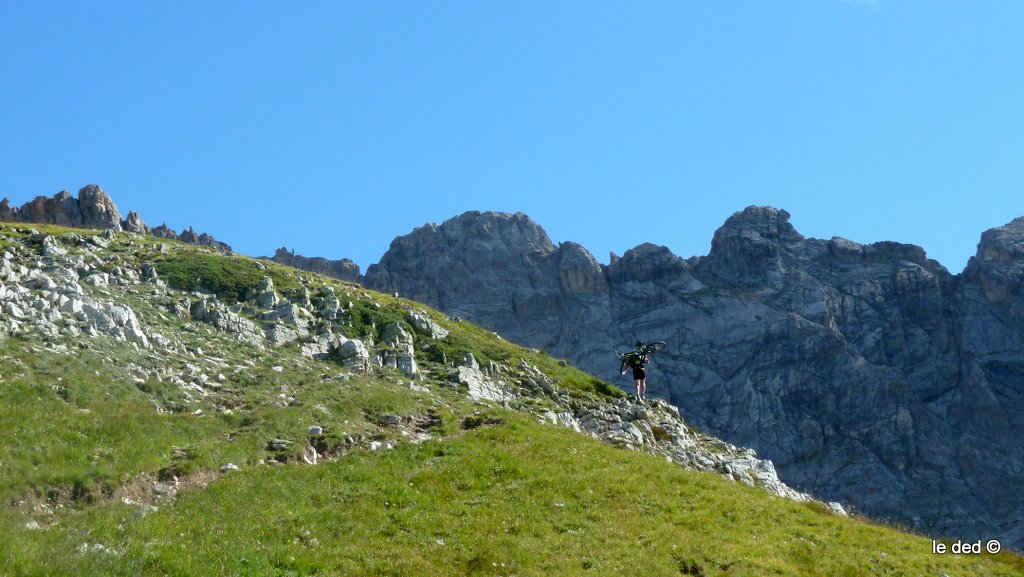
left=621, top=341, right=651, bottom=400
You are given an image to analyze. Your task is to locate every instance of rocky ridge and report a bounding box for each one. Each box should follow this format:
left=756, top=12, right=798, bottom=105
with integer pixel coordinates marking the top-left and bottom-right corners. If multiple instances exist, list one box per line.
left=0, top=223, right=831, bottom=513
left=0, top=186, right=231, bottom=252
left=267, top=247, right=361, bottom=283
left=364, top=207, right=1024, bottom=549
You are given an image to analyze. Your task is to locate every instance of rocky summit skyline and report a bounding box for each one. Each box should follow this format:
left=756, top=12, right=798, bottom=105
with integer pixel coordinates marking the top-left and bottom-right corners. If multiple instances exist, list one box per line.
left=0, top=186, right=231, bottom=253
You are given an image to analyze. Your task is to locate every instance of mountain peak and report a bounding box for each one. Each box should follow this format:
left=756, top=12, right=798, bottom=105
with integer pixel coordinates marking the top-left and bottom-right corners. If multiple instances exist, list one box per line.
left=705, top=205, right=804, bottom=283
left=365, top=210, right=557, bottom=297
left=434, top=210, right=555, bottom=253
left=976, top=216, right=1024, bottom=262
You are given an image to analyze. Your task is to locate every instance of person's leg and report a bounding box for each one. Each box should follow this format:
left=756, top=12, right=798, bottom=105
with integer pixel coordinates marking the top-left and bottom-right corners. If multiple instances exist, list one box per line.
left=634, top=379, right=642, bottom=399
left=638, top=378, right=646, bottom=400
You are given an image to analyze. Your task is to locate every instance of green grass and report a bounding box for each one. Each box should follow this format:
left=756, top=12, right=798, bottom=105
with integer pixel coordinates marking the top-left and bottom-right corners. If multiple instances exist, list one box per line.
left=154, top=252, right=272, bottom=304
left=2, top=412, right=1020, bottom=576
left=0, top=338, right=233, bottom=505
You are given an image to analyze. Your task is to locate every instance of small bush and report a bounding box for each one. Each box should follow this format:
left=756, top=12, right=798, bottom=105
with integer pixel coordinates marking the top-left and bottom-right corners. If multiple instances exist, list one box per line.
left=155, top=252, right=265, bottom=303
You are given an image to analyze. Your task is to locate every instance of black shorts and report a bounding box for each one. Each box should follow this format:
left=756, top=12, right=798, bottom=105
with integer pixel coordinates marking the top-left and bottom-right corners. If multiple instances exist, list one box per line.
left=632, top=367, right=646, bottom=380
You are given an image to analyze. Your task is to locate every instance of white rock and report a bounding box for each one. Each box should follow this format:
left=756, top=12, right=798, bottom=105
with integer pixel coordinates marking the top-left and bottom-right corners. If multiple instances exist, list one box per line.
left=39, top=235, right=67, bottom=257
left=408, top=310, right=450, bottom=339
left=84, top=272, right=109, bottom=286
left=338, top=339, right=371, bottom=373
left=3, top=302, right=26, bottom=320
left=451, top=366, right=514, bottom=403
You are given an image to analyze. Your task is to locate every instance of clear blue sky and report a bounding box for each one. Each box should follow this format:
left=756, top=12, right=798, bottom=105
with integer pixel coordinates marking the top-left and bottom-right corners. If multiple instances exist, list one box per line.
left=2, top=2, right=1022, bottom=273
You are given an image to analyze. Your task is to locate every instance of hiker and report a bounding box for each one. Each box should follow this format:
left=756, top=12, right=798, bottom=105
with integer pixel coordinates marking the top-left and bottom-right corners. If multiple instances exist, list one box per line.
left=620, top=341, right=651, bottom=400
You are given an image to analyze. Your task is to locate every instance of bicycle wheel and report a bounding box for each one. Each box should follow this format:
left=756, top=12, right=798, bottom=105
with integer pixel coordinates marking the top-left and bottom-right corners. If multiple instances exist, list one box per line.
left=644, top=341, right=667, bottom=354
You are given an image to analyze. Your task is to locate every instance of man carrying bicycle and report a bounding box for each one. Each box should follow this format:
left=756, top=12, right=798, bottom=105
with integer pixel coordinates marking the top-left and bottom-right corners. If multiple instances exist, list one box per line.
left=620, top=341, right=651, bottom=401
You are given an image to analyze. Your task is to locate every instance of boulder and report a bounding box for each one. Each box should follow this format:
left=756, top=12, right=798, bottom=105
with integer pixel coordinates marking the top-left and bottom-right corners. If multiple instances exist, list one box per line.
left=380, top=322, right=414, bottom=354
left=39, top=235, right=67, bottom=257
left=300, top=332, right=341, bottom=359
left=449, top=366, right=512, bottom=402
left=264, top=324, right=298, bottom=346
left=408, top=310, right=449, bottom=339
left=250, top=277, right=280, bottom=309
left=263, top=303, right=310, bottom=332
left=337, top=339, right=371, bottom=373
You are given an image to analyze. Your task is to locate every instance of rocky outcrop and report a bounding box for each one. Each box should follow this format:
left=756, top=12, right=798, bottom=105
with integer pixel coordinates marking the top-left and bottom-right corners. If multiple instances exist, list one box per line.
left=121, top=211, right=150, bottom=234
left=379, top=322, right=419, bottom=376
left=190, top=298, right=265, bottom=348
left=0, top=185, right=122, bottom=230
left=0, top=234, right=155, bottom=347
left=0, top=186, right=231, bottom=252
left=364, top=207, right=1024, bottom=549
left=268, top=247, right=360, bottom=283
left=177, top=227, right=231, bottom=253
left=78, top=185, right=123, bottom=230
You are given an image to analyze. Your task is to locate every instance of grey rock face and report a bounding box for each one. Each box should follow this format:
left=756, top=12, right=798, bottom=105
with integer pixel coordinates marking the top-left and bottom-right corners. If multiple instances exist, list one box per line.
left=300, top=332, right=342, bottom=360
left=364, top=207, right=1024, bottom=549
left=364, top=211, right=613, bottom=369
left=176, top=227, right=232, bottom=252
left=450, top=365, right=513, bottom=402
left=380, top=322, right=414, bottom=353
left=263, top=303, right=311, bottom=335
left=264, top=324, right=299, bottom=346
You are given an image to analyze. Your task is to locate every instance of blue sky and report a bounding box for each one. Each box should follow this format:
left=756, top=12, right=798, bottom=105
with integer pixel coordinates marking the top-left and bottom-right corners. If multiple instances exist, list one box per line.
left=2, top=2, right=1022, bottom=273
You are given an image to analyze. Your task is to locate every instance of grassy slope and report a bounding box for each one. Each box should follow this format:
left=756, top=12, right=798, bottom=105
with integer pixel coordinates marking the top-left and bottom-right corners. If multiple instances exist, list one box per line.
left=1, top=222, right=1022, bottom=576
